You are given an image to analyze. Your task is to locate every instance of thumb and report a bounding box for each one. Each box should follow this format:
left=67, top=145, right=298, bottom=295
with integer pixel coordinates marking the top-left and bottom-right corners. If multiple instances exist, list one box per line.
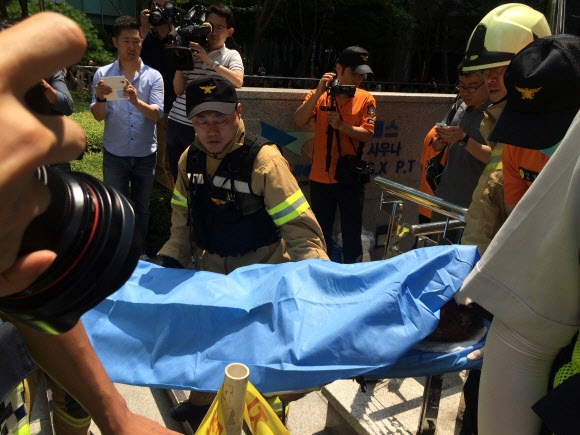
left=466, top=347, right=484, bottom=361
left=0, top=251, right=56, bottom=297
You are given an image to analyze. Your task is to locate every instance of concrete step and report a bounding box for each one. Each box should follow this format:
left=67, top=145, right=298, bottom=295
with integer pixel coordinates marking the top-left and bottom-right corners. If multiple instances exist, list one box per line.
left=319, top=373, right=465, bottom=435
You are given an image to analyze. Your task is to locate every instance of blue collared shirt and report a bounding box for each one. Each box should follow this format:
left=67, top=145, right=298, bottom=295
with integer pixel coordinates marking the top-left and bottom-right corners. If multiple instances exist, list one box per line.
left=91, top=60, right=164, bottom=157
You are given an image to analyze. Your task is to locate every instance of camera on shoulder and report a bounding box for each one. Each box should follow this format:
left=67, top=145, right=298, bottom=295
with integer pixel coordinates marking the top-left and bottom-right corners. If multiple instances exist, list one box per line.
left=163, top=5, right=212, bottom=70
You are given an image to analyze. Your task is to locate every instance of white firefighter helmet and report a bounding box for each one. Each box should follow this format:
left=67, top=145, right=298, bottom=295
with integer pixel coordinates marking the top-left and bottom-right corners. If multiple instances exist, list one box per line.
left=462, top=3, right=551, bottom=72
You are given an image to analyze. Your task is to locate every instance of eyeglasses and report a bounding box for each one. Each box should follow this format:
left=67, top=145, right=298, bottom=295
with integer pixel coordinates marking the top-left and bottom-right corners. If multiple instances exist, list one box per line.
left=455, top=82, right=485, bottom=94
left=209, top=23, right=229, bottom=31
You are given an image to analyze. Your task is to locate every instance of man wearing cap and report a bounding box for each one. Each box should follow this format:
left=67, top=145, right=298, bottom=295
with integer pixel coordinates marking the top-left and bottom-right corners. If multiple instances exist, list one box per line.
left=448, top=6, right=552, bottom=434
left=456, top=34, right=580, bottom=435
left=294, top=46, right=376, bottom=263
left=158, top=75, right=327, bottom=272
left=493, top=34, right=580, bottom=213
left=157, top=75, right=328, bottom=427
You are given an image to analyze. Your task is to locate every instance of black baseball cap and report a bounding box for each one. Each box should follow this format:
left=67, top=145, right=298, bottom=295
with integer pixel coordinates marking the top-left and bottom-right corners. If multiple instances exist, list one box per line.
left=337, top=46, right=373, bottom=75
left=488, top=34, right=580, bottom=149
left=186, top=76, right=238, bottom=119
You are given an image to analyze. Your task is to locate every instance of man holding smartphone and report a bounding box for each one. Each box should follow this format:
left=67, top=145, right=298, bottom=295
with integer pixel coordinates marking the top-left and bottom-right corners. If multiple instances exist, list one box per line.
left=91, top=16, right=164, bottom=254
left=432, top=70, right=491, bottom=211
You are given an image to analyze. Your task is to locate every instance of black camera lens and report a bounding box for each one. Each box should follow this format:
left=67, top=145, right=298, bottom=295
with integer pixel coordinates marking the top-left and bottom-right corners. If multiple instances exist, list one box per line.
left=0, top=166, right=141, bottom=334
left=149, top=9, right=165, bottom=26
left=164, top=0, right=177, bottom=19
left=148, top=4, right=166, bottom=26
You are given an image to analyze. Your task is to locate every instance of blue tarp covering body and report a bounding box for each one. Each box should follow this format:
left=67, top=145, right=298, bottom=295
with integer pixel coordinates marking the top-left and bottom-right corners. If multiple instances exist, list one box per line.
left=82, top=245, right=482, bottom=394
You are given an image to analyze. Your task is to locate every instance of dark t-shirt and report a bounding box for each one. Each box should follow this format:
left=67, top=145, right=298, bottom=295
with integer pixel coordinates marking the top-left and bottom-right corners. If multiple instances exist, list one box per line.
left=435, top=101, right=490, bottom=208
left=141, top=30, right=177, bottom=114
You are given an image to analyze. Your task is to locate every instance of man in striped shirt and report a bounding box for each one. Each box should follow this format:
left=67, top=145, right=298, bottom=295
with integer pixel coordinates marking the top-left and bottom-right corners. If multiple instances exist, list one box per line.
left=165, top=3, right=244, bottom=179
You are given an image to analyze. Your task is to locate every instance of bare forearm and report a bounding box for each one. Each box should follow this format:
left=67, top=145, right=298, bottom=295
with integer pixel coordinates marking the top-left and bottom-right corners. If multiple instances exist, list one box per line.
left=91, top=102, right=107, bottom=121
left=173, top=70, right=187, bottom=95
left=295, top=92, right=322, bottom=126
left=295, top=73, right=334, bottom=126
left=336, top=122, right=373, bottom=143
left=213, top=66, right=243, bottom=88
left=15, top=319, right=180, bottom=434
left=133, top=99, right=160, bottom=121
left=465, top=138, right=492, bottom=163
left=12, top=320, right=130, bottom=432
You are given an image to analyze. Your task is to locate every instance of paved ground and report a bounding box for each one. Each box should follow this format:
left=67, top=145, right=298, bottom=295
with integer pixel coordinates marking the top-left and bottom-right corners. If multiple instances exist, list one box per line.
left=31, top=370, right=466, bottom=434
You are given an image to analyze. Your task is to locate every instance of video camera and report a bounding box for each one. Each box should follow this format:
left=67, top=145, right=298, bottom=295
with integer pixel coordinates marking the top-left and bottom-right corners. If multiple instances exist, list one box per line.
left=327, top=78, right=356, bottom=98
left=0, top=166, right=142, bottom=334
left=147, top=1, right=177, bottom=26
left=321, top=79, right=356, bottom=112
left=164, top=5, right=212, bottom=70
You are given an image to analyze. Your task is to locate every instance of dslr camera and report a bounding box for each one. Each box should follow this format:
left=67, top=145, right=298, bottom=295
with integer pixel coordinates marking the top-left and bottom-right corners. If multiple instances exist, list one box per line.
left=147, top=1, right=177, bottom=26
left=0, top=166, right=142, bottom=334
left=164, top=5, right=212, bottom=70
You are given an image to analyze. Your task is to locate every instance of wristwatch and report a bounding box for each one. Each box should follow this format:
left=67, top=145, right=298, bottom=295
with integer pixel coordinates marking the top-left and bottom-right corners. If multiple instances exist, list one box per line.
left=96, top=96, right=107, bottom=103
left=458, top=133, right=470, bottom=148
left=213, top=60, right=220, bottom=70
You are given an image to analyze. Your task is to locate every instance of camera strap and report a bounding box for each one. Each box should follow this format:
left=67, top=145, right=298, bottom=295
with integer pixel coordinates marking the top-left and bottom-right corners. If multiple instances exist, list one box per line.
left=335, top=129, right=364, bottom=160
left=324, top=97, right=364, bottom=173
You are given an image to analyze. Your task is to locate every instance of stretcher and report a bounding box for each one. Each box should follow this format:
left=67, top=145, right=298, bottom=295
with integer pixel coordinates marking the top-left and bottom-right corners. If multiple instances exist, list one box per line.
left=82, top=245, right=479, bottom=391
left=82, top=251, right=484, bottom=433
left=82, top=177, right=483, bottom=433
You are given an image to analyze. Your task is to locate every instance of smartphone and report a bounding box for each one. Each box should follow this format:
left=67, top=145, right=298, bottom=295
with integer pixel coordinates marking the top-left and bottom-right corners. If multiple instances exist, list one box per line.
left=436, top=122, right=447, bottom=128
left=101, top=76, right=127, bottom=101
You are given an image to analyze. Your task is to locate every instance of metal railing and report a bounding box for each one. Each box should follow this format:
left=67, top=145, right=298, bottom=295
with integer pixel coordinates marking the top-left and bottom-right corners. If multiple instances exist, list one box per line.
left=373, top=176, right=470, bottom=434
left=373, top=177, right=468, bottom=258
left=242, top=75, right=458, bottom=93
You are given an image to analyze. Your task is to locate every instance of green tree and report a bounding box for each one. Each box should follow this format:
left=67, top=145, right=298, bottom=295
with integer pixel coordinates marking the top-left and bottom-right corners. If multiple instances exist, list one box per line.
left=0, top=0, right=27, bottom=19
left=284, top=0, right=332, bottom=77
left=225, top=0, right=282, bottom=74
left=147, top=0, right=559, bottom=85
left=5, top=1, right=114, bottom=65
